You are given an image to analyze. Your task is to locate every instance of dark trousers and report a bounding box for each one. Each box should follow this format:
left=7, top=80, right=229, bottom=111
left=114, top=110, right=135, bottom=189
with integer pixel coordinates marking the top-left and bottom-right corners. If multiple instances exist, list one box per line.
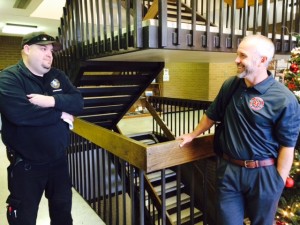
left=6, top=156, right=73, bottom=225
left=216, top=158, right=285, bottom=225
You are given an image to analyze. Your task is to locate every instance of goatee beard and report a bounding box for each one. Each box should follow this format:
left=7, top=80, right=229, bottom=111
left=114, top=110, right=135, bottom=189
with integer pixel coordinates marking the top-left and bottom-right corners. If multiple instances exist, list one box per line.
left=237, top=72, right=246, bottom=78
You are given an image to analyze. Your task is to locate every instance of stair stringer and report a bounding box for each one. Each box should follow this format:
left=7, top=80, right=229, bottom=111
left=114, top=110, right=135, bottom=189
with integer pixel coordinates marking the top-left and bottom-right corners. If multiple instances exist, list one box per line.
left=73, top=61, right=164, bottom=130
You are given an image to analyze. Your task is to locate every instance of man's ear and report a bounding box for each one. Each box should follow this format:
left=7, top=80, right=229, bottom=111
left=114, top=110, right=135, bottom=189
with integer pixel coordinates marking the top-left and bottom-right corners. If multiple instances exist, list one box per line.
left=261, top=56, right=267, bottom=63
left=23, top=45, right=30, bottom=55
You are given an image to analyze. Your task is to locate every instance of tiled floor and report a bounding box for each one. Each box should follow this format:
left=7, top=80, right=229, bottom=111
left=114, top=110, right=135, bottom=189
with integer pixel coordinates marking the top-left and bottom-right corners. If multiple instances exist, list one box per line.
left=0, top=116, right=153, bottom=225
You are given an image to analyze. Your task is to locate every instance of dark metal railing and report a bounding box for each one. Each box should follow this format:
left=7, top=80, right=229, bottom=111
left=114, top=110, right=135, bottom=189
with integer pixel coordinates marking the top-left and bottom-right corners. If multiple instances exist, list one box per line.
left=146, top=96, right=217, bottom=224
left=53, top=1, right=300, bottom=224
left=148, top=96, right=213, bottom=138
left=68, top=104, right=215, bottom=225
left=54, top=0, right=299, bottom=69
left=68, top=133, right=145, bottom=224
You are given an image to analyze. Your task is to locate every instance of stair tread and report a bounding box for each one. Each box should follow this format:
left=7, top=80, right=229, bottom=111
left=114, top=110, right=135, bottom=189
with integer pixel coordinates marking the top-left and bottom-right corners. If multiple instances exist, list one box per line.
left=165, top=193, right=190, bottom=209
left=140, top=139, right=157, bottom=145
left=169, top=207, right=203, bottom=223
left=167, top=5, right=185, bottom=10
left=146, top=193, right=191, bottom=215
left=168, top=11, right=192, bottom=17
left=147, top=169, right=175, bottom=181
left=167, top=17, right=206, bottom=25
left=148, top=1, right=185, bottom=10
left=154, top=180, right=184, bottom=194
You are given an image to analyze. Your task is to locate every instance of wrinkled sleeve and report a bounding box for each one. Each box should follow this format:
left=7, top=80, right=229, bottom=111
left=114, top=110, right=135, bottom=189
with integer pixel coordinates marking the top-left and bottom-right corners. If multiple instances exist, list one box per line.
left=275, top=97, right=300, bottom=147
left=53, top=71, right=84, bottom=115
left=0, top=71, right=62, bottom=127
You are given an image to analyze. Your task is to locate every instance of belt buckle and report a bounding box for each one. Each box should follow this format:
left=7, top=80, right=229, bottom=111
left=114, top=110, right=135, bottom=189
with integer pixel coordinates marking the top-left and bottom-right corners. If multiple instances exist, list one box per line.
left=244, top=160, right=255, bottom=168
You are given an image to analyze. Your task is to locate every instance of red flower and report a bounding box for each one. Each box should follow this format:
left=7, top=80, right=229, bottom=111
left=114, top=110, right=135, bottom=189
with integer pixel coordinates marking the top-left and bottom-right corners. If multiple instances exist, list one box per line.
left=288, top=82, right=297, bottom=90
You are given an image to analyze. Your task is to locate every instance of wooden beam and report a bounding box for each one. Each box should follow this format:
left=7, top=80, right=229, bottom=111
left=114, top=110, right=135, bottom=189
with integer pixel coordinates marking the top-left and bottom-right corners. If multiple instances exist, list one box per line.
left=145, top=100, right=176, bottom=140
left=73, top=118, right=215, bottom=173
left=225, top=0, right=263, bottom=9
left=73, top=117, right=148, bottom=170
left=143, top=0, right=159, bottom=20
left=146, top=135, right=215, bottom=172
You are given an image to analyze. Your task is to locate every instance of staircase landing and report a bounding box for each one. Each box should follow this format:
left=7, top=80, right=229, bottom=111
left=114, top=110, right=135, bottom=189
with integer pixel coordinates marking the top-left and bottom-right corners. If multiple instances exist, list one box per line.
left=90, top=47, right=290, bottom=63
left=89, top=49, right=237, bottom=63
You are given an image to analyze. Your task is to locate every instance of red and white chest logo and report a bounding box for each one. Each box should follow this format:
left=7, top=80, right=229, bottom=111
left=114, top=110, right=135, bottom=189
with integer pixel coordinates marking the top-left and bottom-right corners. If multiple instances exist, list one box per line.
left=249, top=97, right=264, bottom=111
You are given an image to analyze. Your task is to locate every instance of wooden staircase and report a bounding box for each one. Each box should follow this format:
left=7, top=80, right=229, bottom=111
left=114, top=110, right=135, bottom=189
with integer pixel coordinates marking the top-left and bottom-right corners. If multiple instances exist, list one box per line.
left=74, top=61, right=164, bottom=129
left=143, top=0, right=216, bottom=26
left=130, top=133, right=204, bottom=225
left=147, top=169, right=203, bottom=225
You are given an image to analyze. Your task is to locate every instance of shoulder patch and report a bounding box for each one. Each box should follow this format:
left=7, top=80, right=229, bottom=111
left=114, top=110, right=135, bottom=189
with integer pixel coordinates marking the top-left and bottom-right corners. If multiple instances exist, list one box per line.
left=50, top=79, right=60, bottom=89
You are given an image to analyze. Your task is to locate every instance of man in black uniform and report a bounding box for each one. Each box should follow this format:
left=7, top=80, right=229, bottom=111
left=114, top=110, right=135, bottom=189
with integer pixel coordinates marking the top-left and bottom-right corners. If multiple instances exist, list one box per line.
left=0, top=32, right=84, bottom=225
left=178, top=34, right=300, bottom=225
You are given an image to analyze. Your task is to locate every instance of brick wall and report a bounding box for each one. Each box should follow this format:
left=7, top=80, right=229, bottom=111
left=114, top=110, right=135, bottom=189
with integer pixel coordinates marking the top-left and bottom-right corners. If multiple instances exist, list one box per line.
left=208, top=63, right=237, bottom=100
left=161, top=62, right=237, bottom=101
left=0, top=36, right=22, bottom=70
left=162, top=62, right=210, bottom=100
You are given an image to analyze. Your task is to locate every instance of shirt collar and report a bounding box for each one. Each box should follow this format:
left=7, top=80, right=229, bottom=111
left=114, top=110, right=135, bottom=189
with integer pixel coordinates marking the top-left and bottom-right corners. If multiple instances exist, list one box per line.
left=246, top=70, right=275, bottom=94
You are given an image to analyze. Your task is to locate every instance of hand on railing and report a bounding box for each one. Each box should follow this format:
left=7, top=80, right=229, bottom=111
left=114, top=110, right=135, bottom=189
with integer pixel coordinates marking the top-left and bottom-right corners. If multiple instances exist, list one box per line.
left=176, top=133, right=197, bottom=148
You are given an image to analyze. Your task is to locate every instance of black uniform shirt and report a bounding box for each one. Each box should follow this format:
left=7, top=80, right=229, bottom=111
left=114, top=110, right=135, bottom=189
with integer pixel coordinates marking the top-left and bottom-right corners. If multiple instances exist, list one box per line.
left=206, top=74, right=300, bottom=160
left=0, top=60, right=84, bottom=164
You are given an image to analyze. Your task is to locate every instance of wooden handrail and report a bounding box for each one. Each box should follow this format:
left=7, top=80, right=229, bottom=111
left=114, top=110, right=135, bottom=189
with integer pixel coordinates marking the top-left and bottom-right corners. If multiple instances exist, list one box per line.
left=73, top=117, right=148, bottom=169
left=225, top=0, right=263, bottom=9
left=73, top=117, right=215, bottom=172
left=146, top=135, right=215, bottom=172
left=143, top=0, right=158, bottom=20
left=145, top=100, right=176, bottom=140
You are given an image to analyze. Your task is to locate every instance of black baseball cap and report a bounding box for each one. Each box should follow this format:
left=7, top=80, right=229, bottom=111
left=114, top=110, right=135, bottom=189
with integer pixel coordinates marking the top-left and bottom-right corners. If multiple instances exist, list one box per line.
left=21, top=32, right=61, bottom=51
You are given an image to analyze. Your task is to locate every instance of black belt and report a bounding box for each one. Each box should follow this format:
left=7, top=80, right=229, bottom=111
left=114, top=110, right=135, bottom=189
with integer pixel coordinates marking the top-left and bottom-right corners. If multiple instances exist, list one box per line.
left=223, top=153, right=275, bottom=168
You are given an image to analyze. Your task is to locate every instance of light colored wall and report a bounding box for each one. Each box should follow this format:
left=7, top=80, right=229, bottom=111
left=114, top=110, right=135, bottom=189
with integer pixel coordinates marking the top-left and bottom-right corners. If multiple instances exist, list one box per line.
left=0, top=36, right=22, bottom=70
left=160, top=62, right=237, bottom=101
left=162, top=62, right=209, bottom=100
left=208, top=63, right=237, bottom=100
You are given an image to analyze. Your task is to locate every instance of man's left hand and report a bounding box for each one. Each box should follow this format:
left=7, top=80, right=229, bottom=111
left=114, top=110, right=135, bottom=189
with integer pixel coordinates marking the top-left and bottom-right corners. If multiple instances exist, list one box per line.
left=27, top=94, right=55, bottom=108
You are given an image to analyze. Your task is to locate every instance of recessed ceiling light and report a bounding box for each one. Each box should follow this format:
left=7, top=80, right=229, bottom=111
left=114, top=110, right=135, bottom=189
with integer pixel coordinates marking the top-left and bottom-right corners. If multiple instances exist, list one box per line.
left=2, top=23, right=39, bottom=35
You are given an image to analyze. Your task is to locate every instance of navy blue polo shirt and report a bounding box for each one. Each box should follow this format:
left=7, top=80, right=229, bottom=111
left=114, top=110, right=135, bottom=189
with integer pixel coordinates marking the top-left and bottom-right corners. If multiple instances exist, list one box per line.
left=206, top=74, right=300, bottom=160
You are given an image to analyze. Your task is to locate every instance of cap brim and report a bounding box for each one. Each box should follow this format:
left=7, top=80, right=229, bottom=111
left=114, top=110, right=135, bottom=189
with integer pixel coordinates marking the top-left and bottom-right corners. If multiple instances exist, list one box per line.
left=35, top=41, right=62, bottom=51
